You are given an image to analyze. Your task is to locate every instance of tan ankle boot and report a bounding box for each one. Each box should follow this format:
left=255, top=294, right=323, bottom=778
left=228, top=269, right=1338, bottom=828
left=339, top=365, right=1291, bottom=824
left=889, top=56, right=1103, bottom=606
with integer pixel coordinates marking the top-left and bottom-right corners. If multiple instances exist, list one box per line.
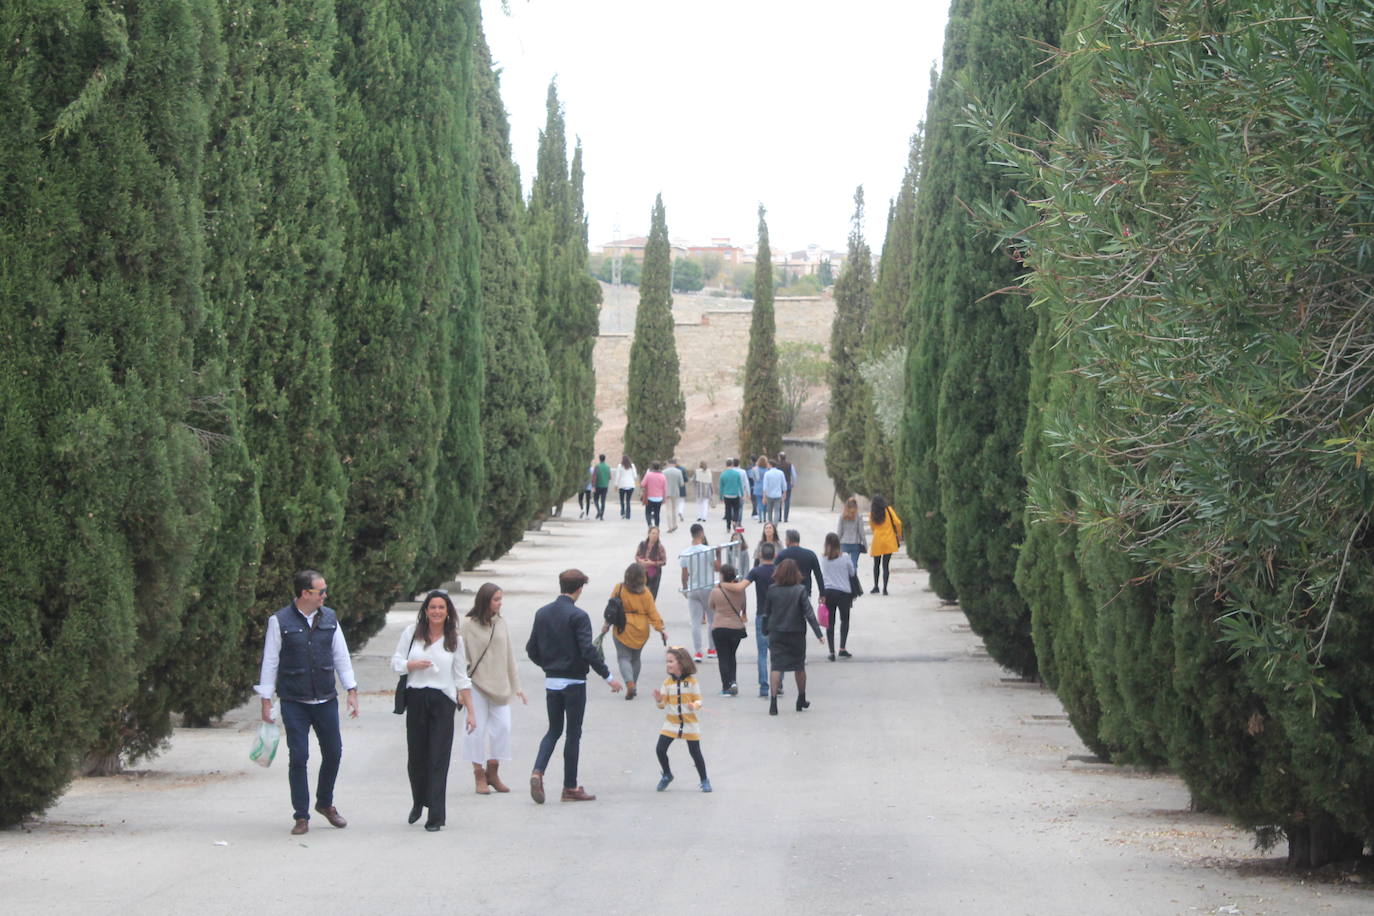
left=486, top=761, right=510, bottom=793
left=473, top=763, right=491, bottom=794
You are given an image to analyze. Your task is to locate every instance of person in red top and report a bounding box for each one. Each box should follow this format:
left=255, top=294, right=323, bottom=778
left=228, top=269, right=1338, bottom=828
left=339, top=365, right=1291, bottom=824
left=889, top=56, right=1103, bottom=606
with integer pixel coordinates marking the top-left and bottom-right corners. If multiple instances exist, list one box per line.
left=639, top=462, right=669, bottom=529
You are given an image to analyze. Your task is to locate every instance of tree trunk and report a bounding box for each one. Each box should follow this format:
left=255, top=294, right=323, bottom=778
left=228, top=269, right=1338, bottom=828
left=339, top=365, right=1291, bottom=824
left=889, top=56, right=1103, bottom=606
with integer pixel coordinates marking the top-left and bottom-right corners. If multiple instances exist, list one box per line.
left=1286, top=817, right=1364, bottom=868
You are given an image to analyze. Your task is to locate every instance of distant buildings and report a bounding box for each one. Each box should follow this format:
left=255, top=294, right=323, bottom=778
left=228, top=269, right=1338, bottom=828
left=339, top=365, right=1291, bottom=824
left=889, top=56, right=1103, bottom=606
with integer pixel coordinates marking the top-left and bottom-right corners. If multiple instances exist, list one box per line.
left=598, top=236, right=843, bottom=277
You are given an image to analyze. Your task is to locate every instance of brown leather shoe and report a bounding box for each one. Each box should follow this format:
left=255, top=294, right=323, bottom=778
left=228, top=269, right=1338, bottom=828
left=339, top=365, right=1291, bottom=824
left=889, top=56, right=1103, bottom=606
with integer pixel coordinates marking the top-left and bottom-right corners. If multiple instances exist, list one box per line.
left=291, top=818, right=309, bottom=835
left=314, top=804, right=347, bottom=828
left=485, top=762, right=510, bottom=793
left=561, top=786, right=597, bottom=802
left=473, top=763, right=491, bottom=795
left=529, top=771, right=545, bottom=805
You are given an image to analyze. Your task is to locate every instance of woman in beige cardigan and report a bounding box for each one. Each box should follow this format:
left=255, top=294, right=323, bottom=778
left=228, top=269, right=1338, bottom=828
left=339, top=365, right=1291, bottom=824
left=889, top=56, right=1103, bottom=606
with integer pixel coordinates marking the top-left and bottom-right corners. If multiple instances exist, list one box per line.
left=460, top=583, right=527, bottom=794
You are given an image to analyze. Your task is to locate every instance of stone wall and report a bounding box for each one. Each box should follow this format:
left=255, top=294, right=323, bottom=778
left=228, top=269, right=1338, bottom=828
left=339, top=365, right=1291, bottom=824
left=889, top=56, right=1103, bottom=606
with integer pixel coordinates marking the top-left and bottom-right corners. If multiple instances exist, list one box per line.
left=593, top=282, right=835, bottom=503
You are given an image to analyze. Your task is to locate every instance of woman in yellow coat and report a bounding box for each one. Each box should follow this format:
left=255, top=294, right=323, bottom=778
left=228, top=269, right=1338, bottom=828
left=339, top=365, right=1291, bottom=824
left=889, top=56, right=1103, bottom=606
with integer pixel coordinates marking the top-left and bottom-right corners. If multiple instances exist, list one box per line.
left=599, top=563, right=667, bottom=700
left=868, top=494, right=903, bottom=595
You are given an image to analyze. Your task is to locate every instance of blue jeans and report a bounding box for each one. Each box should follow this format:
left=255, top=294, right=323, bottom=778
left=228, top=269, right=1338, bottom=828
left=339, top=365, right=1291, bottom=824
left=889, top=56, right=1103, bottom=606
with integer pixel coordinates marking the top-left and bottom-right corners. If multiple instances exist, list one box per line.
left=841, top=543, right=862, bottom=572
left=755, top=616, right=770, bottom=692
left=280, top=698, right=343, bottom=821
left=534, top=684, right=587, bottom=789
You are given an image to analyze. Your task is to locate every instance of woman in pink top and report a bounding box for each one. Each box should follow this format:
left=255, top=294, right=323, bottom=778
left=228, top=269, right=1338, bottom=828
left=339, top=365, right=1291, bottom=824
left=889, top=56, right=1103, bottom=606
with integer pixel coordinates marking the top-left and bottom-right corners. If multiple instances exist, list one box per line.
left=640, top=461, right=669, bottom=529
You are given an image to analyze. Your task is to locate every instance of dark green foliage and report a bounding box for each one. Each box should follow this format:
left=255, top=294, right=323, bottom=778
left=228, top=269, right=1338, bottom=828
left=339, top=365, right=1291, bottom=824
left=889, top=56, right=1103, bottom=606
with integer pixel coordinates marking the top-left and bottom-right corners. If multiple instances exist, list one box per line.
left=0, top=0, right=218, bottom=817
left=864, top=130, right=921, bottom=499
left=624, top=194, right=685, bottom=469
left=469, top=26, right=554, bottom=564
left=739, top=205, right=784, bottom=457
left=526, top=86, right=602, bottom=508
left=981, top=0, right=1374, bottom=862
left=670, top=257, right=704, bottom=293
left=826, top=187, right=873, bottom=497
left=331, top=0, right=481, bottom=638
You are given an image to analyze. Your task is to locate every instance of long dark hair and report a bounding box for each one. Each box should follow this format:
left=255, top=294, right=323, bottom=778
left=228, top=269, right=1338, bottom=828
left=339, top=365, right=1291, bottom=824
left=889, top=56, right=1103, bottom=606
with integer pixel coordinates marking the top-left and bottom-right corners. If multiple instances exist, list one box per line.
left=823, top=532, right=841, bottom=560
left=870, top=494, right=890, bottom=527
left=466, top=582, right=502, bottom=628
left=417, top=590, right=458, bottom=652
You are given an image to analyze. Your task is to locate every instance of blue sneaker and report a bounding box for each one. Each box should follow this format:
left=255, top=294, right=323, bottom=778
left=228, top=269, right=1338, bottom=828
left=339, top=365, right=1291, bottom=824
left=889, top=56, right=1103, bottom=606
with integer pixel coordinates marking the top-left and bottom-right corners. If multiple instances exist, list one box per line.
left=700, top=779, right=712, bottom=793
left=656, top=773, right=673, bottom=792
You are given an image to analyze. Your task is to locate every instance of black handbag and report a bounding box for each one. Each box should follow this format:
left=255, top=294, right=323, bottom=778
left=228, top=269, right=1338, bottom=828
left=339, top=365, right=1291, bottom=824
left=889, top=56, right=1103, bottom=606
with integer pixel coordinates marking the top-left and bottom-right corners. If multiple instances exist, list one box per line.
left=394, top=629, right=418, bottom=715
left=849, top=572, right=864, bottom=599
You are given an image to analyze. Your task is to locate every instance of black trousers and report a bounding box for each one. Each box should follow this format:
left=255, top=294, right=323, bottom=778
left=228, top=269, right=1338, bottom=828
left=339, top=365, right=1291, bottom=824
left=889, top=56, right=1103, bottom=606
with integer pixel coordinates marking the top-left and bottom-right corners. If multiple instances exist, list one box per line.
left=723, top=496, right=742, bottom=529
left=656, top=734, right=707, bottom=780
left=645, top=499, right=662, bottom=528
left=710, top=627, right=746, bottom=690
left=534, top=684, right=587, bottom=789
left=619, top=489, right=634, bottom=518
left=594, top=487, right=608, bottom=518
left=823, top=588, right=853, bottom=653
left=405, top=687, right=456, bottom=828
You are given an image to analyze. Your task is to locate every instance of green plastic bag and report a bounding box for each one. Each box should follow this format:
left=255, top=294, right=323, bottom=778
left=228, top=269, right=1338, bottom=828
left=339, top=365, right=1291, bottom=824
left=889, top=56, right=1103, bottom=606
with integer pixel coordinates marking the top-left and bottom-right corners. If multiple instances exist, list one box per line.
left=249, top=720, right=280, bottom=768
left=591, top=630, right=607, bottom=666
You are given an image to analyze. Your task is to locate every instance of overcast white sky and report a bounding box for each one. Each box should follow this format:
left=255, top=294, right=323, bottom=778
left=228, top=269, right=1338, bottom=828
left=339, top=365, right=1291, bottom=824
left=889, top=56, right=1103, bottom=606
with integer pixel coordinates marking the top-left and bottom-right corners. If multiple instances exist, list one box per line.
left=480, top=0, right=950, bottom=254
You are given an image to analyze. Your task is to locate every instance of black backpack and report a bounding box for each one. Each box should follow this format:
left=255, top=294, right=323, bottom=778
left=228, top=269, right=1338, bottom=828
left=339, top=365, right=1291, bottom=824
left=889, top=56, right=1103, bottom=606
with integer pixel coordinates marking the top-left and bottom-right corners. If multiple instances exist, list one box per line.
left=604, top=587, right=627, bottom=634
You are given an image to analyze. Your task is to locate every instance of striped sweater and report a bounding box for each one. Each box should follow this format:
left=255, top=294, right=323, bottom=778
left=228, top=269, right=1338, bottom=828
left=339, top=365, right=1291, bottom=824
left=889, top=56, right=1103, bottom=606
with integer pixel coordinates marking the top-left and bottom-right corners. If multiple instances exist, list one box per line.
left=656, top=675, right=702, bottom=740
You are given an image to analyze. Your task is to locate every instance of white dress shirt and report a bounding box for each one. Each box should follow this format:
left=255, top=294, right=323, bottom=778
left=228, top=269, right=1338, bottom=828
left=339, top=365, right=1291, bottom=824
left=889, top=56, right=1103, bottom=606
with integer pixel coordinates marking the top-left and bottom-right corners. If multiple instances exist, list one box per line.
left=255, top=607, right=358, bottom=702
left=391, top=623, right=473, bottom=704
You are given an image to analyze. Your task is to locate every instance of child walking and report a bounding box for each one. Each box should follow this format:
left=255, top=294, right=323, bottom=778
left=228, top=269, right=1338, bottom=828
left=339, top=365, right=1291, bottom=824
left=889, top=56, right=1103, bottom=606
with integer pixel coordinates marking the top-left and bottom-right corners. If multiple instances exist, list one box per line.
left=653, top=647, right=711, bottom=792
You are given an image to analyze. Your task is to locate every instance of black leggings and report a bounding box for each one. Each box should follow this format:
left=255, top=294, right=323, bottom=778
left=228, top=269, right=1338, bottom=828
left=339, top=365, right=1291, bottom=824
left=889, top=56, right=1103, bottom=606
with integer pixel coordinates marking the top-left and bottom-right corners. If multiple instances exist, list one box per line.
left=873, top=554, right=892, bottom=591
left=656, top=735, right=707, bottom=780
left=710, top=627, right=746, bottom=690
left=578, top=490, right=592, bottom=513
left=823, top=589, right=852, bottom=653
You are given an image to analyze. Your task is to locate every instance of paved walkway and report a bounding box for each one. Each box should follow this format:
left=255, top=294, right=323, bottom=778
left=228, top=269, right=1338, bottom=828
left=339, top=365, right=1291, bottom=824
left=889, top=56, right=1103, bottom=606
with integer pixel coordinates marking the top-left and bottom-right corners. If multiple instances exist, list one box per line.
left=4, top=502, right=1370, bottom=914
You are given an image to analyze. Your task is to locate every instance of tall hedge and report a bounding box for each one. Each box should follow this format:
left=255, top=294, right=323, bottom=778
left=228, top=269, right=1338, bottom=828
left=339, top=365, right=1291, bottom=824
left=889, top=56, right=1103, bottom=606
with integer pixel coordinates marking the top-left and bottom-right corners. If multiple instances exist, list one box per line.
left=526, top=86, right=602, bottom=508
left=739, top=205, right=783, bottom=458
left=470, top=24, right=554, bottom=563
left=624, top=193, right=685, bottom=470
left=0, top=0, right=218, bottom=818
left=331, top=0, right=481, bottom=637
left=826, top=187, right=873, bottom=497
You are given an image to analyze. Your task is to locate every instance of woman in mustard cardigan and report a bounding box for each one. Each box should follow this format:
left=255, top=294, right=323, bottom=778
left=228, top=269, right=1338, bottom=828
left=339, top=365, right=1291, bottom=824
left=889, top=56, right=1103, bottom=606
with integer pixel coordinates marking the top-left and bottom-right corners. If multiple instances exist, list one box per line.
left=868, top=494, right=903, bottom=595
left=598, top=563, right=667, bottom=700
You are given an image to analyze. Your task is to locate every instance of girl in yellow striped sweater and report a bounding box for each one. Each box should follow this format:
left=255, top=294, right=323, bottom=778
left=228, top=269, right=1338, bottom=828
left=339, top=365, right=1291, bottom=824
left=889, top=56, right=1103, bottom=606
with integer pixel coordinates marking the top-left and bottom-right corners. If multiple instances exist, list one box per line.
left=653, top=647, right=711, bottom=792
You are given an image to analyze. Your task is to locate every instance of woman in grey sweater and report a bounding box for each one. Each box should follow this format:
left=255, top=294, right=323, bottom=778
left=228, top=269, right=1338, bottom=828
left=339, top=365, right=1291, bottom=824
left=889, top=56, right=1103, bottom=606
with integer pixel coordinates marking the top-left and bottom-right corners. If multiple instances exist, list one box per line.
left=836, top=497, right=866, bottom=571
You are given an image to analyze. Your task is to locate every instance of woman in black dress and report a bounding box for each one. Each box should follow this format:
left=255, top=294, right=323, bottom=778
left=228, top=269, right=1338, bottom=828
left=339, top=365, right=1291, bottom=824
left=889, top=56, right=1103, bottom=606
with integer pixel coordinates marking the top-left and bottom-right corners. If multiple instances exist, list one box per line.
left=759, top=559, right=824, bottom=716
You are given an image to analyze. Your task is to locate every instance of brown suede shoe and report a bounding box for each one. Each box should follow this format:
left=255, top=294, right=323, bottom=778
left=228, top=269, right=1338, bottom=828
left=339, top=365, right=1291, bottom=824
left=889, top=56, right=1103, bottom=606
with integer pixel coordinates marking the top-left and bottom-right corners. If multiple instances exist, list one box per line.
left=529, top=771, right=545, bottom=805
left=314, top=804, right=347, bottom=828
left=561, top=786, right=597, bottom=802
left=291, top=818, right=309, bottom=835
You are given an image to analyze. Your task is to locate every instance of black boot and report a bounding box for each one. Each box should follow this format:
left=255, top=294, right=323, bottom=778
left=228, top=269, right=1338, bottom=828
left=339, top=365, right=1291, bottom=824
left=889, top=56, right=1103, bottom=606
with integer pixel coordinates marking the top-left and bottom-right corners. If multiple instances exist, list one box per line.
left=768, top=695, right=778, bottom=716
left=796, top=692, right=810, bottom=711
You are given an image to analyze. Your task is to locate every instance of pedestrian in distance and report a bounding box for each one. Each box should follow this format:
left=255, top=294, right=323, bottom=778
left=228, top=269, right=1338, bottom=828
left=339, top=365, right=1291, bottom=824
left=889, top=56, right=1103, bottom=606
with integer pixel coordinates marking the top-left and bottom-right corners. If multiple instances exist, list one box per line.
left=579, top=461, right=595, bottom=518
left=653, top=647, right=711, bottom=793
left=679, top=523, right=719, bottom=662
left=255, top=569, right=359, bottom=836
left=526, top=569, right=624, bottom=804
left=640, top=461, right=668, bottom=529
left=614, top=455, right=638, bottom=519
left=460, top=583, right=527, bottom=797
left=662, top=459, right=685, bottom=532
left=635, top=525, right=668, bottom=599
left=869, top=494, right=904, bottom=595
left=747, top=453, right=764, bottom=520
left=746, top=542, right=778, bottom=697
left=598, top=562, right=667, bottom=701
left=393, top=590, right=477, bottom=830
left=759, top=559, right=825, bottom=716
left=718, top=457, right=748, bottom=534
left=674, top=459, right=689, bottom=522
left=593, top=454, right=612, bottom=520
left=691, top=460, right=714, bottom=521
left=776, top=452, right=798, bottom=523
left=759, top=456, right=786, bottom=524
left=819, top=533, right=858, bottom=661
left=708, top=564, right=752, bottom=696
left=836, top=496, right=867, bottom=571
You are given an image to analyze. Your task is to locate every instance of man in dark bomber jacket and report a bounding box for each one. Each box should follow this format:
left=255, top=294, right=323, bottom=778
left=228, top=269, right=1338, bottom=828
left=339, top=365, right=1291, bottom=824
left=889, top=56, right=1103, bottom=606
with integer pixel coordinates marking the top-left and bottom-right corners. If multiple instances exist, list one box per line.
left=526, top=568, right=623, bottom=803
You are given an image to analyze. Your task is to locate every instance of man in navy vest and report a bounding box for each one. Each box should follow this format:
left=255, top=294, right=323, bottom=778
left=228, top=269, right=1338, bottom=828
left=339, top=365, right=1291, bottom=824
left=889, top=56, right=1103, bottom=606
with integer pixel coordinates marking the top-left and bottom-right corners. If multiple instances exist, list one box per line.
left=256, top=569, right=359, bottom=835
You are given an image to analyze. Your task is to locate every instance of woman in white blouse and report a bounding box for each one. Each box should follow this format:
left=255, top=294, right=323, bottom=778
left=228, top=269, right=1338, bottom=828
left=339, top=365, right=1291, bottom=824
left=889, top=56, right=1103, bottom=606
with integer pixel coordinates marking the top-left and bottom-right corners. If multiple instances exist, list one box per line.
left=393, top=590, right=477, bottom=831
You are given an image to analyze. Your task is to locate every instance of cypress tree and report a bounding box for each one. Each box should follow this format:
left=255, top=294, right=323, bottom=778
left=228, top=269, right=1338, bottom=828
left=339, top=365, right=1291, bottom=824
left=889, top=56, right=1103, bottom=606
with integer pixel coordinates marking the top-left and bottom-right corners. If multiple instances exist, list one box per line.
left=739, top=205, right=783, bottom=458
left=825, top=187, right=873, bottom=497
left=863, top=129, right=921, bottom=499
left=526, top=86, right=602, bottom=509
left=331, top=0, right=479, bottom=637
left=469, top=24, right=555, bottom=563
left=0, top=0, right=217, bottom=816
left=623, top=194, right=685, bottom=470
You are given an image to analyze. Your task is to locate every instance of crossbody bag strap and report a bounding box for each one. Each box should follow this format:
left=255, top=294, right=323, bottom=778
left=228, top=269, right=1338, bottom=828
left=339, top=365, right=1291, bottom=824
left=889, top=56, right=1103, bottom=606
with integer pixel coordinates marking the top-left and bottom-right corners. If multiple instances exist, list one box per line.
left=720, top=585, right=744, bottom=621
left=468, top=621, right=497, bottom=676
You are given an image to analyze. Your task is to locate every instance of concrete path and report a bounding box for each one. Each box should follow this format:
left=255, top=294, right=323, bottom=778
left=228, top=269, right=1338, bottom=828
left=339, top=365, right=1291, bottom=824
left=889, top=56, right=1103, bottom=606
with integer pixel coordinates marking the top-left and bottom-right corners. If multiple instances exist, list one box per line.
left=3, top=503, right=1370, bottom=915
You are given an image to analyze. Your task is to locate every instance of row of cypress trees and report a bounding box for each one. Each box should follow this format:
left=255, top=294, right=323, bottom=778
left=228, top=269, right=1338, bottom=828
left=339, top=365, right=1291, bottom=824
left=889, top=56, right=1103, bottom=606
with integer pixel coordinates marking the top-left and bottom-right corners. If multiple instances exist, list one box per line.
left=0, top=2, right=594, bottom=826
left=875, top=0, right=1374, bottom=864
